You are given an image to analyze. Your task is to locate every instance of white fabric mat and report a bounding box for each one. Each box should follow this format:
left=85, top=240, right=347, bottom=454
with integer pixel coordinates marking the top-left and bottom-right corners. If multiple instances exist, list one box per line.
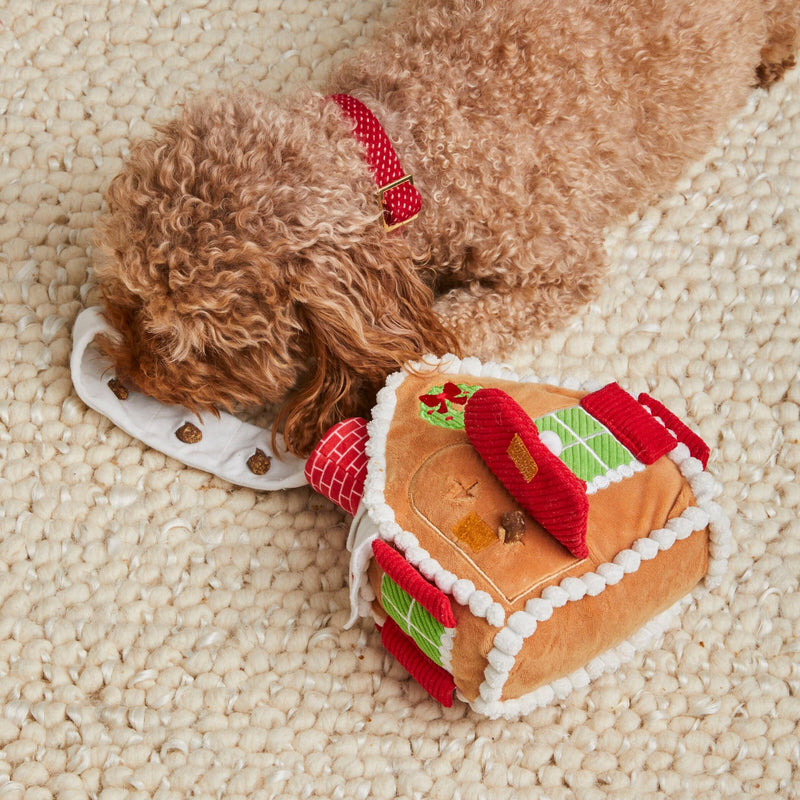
left=1, top=1, right=799, bottom=797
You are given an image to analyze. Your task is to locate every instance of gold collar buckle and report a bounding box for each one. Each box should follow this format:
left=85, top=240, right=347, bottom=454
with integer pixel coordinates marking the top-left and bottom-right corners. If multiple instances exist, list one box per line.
left=377, top=174, right=419, bottom=232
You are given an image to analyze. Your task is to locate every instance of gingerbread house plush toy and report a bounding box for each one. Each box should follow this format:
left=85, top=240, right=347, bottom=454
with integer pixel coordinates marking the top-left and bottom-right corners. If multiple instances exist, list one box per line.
left=71, top=309, right=730, bottom=719
left=304, top=356, right=731, bottom=719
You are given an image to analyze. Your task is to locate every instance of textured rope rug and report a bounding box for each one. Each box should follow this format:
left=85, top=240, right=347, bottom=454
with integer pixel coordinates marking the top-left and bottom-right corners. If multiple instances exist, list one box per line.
left=2, top=1, right=799, bottom=798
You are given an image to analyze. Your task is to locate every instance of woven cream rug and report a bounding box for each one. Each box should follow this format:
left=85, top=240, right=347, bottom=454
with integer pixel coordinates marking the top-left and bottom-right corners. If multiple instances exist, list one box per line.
left=2, top=1, right=799, bottom=797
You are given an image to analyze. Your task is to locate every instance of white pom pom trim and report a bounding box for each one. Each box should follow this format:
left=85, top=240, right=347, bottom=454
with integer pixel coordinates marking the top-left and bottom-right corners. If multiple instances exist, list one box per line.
left=474, top=436, right=730, bottom=716
left=354, top=355, right=731, bottom=718
left=360, top=354, right=520, bottom=629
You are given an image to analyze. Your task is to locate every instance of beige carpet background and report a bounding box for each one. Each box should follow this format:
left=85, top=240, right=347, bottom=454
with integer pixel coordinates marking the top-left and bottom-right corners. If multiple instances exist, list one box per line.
left=1, top=1, right=799, bottom=798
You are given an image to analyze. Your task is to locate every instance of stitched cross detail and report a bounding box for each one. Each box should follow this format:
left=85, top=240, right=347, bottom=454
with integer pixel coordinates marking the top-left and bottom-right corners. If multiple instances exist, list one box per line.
left=380, top=619, right=455, bottom=706
left=534, top=406, right=636, bottom=483
left=381, top=575, right=454, bottom=667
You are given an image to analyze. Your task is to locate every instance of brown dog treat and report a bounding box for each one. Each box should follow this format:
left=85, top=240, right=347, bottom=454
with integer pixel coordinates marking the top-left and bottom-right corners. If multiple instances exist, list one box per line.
left=247, top=449, right=272, bottom=475
left=175, top=422, right=202, bottom=444
left=107, top=378, right=128, bottom=400
left=498, top=510, right=526, bottom=544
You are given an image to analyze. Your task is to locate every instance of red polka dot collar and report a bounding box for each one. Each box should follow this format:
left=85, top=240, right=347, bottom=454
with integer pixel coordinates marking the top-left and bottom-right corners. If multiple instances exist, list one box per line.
left=330, top=94, right=422, bottom=232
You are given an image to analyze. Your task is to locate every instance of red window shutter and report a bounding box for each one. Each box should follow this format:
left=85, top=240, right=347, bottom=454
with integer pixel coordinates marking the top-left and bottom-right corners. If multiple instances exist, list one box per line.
left=381, top=618, right=455, bottom=706
left=580, top=383, right=675, bottom=465
left=464, top=387, right=589, bottom=560
left=638, top=393, right=710, bottom=468
left=372, top=539, right=457, bottom=628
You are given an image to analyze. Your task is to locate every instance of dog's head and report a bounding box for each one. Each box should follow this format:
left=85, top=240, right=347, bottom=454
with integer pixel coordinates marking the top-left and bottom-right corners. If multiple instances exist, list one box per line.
left=95, top=89, right=456, bottom=455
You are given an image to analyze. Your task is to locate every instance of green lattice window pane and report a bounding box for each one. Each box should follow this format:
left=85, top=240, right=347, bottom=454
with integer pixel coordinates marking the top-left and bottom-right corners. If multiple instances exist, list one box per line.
left=587, top=432, right=635, bottom=471
left=408, top=604, right=446, bottom=659
left=560, top=443, right=607, bottom=481
left=555, top=406, right=604, bottom=438
left=534, top=406, right=636, bottom=483
left=381, top=575, right=447, bottom=665
left=534, top=412, right=577, bottom=445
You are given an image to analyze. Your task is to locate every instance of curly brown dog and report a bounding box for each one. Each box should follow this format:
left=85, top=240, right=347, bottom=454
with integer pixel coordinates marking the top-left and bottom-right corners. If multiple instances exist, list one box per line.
left=94, top=0, right=799, bottom=456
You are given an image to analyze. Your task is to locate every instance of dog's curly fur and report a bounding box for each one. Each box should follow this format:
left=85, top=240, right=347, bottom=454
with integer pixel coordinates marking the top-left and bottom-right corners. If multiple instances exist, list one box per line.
left=95, top=0, right=799, bottom=455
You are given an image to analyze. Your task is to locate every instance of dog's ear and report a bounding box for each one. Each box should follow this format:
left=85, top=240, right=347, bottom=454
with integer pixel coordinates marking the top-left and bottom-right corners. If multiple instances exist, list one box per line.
left=275, top=237, right=458, bottom=456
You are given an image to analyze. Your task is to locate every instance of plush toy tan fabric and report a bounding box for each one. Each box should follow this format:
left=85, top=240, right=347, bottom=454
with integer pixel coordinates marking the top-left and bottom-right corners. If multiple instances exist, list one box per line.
left=70, top=324, right=730, bottom=718
left=307, top=357, right=730, bottom=718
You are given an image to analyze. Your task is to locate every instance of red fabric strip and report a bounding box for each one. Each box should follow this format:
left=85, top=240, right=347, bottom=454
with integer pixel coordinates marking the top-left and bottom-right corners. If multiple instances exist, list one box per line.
left=580, top=383, right=676, bottom=465
left=329, top=94, right=422, bottom=229
left=381, top=618, right=455, bottom=706
left=638, top=393, right=710, bottom=468
left=372, top=539, right=457, bottom=628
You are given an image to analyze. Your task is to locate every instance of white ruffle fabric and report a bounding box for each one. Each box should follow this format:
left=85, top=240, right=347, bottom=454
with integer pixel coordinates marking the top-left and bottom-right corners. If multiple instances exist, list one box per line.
left=70, top=307, right=309, bottom=491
